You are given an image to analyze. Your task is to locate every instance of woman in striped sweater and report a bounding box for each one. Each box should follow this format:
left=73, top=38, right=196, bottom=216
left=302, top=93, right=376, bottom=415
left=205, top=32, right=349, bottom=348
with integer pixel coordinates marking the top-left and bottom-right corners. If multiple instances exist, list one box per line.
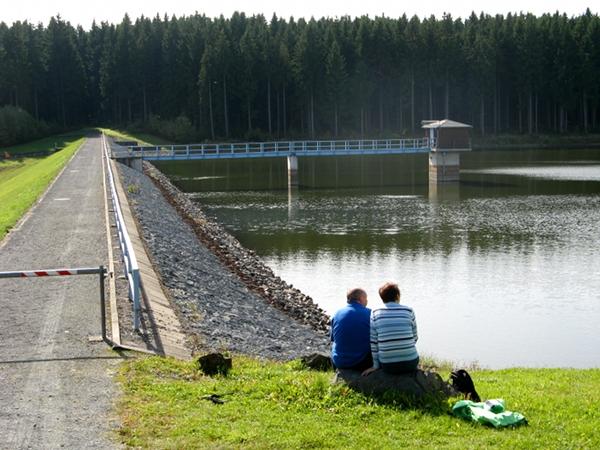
left=362, top=282, right=419, bottom=376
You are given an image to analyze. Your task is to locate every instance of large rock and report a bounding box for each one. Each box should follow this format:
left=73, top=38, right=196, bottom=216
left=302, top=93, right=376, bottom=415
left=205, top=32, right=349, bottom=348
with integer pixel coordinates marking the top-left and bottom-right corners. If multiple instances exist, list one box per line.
left=300, top=353, right=333, bottom=371
left=197, top=353, right=232, bottom=376
left=333, top=368, right=457, bottom=399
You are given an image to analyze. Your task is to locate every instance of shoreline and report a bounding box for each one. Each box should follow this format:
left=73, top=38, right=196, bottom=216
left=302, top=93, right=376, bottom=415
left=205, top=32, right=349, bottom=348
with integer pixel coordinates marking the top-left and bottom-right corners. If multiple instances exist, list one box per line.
left=117, top=160, right=330, bottom=360
left=142, top=161, right=331, bottom=333
left=473, top=142, right=600, bottom=151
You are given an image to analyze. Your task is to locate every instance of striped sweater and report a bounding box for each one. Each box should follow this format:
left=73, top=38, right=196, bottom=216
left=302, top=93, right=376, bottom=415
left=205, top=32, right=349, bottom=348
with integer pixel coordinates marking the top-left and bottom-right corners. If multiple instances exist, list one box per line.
left=370, top=302, right=418, bottom=369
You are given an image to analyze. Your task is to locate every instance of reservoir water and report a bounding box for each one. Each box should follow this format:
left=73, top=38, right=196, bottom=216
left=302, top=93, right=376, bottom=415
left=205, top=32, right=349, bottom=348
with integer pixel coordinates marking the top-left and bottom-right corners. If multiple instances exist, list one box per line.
left=157, top=148, right=600, bottom=368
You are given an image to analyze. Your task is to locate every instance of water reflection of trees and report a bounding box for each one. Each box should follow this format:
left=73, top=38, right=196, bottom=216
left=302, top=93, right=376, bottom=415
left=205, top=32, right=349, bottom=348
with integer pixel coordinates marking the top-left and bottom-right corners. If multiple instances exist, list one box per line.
left=234, top=227, right=549, bottom=258
left=156, top=154, right=429, bottom=191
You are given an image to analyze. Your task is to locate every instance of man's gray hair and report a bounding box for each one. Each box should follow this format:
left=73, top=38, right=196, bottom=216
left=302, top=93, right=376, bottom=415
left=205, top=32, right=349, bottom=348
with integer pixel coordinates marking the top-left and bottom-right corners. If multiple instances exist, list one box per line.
left=346, top=288, right=366, bottom=303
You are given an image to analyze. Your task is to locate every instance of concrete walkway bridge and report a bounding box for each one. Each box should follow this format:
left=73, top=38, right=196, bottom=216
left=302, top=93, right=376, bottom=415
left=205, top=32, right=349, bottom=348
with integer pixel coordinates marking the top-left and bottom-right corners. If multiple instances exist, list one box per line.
left=110, top=119, right=472, bottom=186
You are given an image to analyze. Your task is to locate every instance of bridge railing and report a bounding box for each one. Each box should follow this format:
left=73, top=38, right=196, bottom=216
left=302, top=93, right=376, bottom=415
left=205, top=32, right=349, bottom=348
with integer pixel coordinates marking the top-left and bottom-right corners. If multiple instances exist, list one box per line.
left=120, top=138, right=431, bottom=160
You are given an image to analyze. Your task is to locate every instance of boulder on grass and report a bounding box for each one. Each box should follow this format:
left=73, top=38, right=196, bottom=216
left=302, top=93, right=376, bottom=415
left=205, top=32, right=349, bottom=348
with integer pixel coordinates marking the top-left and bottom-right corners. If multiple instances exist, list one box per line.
left=333, top=368, right=457, bottom=399
left=197, top=353, right=232, bottom=376
left=300, top=353, right=333, bottom=371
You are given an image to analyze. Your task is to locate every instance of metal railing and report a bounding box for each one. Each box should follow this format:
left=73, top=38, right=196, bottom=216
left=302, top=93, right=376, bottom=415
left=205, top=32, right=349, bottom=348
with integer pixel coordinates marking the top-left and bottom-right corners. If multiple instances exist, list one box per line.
left=111, top=137, right=432, bottom=161
left=102, top=134, right=141, bottom=330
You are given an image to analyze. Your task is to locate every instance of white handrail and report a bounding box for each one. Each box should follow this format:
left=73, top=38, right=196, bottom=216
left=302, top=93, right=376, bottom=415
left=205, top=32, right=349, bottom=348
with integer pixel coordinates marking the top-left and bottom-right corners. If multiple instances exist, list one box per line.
left=116, top=137, right=431, bottom=160
left=102, top=133, right=141, bottom=331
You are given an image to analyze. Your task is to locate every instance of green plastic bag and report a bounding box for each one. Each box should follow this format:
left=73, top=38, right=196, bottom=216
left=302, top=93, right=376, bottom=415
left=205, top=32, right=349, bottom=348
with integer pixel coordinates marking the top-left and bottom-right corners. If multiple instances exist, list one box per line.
left=452, top=398, right=527, bottom=428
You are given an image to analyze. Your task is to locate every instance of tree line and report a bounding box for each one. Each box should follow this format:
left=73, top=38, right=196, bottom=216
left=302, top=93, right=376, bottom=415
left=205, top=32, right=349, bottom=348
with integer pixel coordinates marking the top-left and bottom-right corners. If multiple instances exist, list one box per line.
left=1, top=10, right=599, bottom=143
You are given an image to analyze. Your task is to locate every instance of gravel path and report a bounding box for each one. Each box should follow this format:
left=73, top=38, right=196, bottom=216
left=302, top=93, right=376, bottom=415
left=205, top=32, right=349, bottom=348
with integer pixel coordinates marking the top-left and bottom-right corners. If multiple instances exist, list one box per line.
left=119, top=163, right=329, bottom=359
left=0, top=136, right=122, bottom=449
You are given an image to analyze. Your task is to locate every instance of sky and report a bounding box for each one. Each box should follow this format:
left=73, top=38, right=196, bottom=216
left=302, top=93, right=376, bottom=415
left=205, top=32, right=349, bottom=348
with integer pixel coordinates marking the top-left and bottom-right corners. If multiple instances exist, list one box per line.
left=1, top=0, right=597, bottom=28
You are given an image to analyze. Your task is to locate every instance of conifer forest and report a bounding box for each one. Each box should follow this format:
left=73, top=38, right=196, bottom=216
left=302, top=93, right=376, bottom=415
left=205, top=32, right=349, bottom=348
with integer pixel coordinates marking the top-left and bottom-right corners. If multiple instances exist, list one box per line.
left=1, top=10, right=599, bottom=144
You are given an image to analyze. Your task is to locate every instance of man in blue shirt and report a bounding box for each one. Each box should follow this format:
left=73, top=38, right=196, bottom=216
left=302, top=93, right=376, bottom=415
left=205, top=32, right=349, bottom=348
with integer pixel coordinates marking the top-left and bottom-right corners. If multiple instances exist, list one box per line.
left=330, top=288, right=372, bottom=371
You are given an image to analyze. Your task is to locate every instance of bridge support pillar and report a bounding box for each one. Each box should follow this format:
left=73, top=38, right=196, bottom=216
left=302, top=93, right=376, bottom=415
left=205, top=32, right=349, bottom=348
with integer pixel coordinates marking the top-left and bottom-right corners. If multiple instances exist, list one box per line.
left=287, top=155, right=299, bottom=188
left=428, top=151, right=460, bottom=184
left=287, top=185, right=299, bottom=220
left=428, top=181, right=460, bottom=202
left=117, top=156, right=143, bottom=172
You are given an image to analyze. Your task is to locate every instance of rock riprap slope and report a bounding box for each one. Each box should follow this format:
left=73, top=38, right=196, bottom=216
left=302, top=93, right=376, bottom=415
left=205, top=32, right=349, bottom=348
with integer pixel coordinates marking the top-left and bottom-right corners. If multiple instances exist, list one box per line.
left=119, top=162, right=329, bottom=360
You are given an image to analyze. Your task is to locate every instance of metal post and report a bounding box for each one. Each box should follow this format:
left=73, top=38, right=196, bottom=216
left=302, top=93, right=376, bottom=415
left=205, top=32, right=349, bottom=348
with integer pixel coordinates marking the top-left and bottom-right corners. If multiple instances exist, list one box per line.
left=99, top=265, right=108, bottom=343
left=132, top=269, right=141, bottom=331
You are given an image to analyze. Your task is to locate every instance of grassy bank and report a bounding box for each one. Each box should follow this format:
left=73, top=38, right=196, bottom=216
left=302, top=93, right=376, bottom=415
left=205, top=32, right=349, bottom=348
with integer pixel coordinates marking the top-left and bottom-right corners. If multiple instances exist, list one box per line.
left=1, top=133, right=85, bottom=156
left=0, top=135, right=85, bottom=239
left=100, top=128, right=168, bottom=146
left=118, top=356, right=600, bottom=449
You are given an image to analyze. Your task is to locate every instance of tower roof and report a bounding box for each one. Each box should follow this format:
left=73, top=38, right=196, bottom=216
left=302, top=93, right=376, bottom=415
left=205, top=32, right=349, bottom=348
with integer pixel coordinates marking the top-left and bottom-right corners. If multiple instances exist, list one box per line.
left=421, top=119, right=472, bottom=129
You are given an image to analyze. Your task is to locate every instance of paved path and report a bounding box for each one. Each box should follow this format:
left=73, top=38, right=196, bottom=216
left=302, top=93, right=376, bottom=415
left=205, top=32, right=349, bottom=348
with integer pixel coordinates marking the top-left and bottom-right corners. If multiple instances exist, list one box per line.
left=0, top=136, right=122, bottom=449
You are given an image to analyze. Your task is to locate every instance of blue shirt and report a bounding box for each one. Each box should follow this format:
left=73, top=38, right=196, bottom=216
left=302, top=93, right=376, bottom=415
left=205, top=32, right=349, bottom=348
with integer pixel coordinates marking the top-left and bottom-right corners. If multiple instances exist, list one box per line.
left=331, top=302, right=371, bottom=368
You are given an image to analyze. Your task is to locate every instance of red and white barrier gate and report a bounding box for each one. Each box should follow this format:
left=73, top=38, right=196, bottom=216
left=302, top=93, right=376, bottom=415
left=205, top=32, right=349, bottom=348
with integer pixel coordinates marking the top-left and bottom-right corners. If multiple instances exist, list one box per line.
left=0, top=266, right=110, bottom=345
left=0, top=267, right=103, bottom=278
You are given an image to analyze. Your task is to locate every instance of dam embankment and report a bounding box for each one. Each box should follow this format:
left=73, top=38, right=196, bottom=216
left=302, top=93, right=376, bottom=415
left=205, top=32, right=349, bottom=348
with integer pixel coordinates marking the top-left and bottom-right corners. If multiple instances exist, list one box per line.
left=117, top=161, right=330, bottom=360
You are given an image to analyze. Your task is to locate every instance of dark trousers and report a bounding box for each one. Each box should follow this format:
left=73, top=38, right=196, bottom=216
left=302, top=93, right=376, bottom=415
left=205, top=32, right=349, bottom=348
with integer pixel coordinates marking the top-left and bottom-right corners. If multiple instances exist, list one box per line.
left=381, top=357, right=419, bottom=374
left=334, top=352, right=373, bottom=372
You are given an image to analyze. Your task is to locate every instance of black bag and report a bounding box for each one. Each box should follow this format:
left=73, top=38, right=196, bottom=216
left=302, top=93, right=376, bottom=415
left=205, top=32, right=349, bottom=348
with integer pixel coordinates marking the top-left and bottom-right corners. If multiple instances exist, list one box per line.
left=450, top=369, right=481, bottom=402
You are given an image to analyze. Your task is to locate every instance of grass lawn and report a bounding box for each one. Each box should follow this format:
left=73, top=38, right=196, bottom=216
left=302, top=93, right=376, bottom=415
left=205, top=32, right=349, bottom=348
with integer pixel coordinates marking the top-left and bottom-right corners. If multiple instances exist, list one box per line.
left=100, top=128, right=169, bottom=146
left=118, top=355, right=600, bottom=449
left=0, top=136, right=85, bottom=239
left=1, top=133, right=86, bottom=156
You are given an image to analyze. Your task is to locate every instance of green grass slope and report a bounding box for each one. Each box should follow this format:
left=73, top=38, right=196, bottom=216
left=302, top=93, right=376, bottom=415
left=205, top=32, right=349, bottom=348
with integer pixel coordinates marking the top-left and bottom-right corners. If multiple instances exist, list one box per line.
left=0, top=136, right=85, bottom=239
left=118, top=356, right=600, bottom=449
left=100, top=128, right=169, bottom=146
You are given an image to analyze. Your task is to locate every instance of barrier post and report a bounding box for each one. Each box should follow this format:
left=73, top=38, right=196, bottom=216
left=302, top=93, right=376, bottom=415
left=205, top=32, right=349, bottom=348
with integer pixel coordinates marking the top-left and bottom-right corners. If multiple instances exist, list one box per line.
left=99, top=265, right=107, bottom=343
left=132, top=269, right=141, bottom=330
